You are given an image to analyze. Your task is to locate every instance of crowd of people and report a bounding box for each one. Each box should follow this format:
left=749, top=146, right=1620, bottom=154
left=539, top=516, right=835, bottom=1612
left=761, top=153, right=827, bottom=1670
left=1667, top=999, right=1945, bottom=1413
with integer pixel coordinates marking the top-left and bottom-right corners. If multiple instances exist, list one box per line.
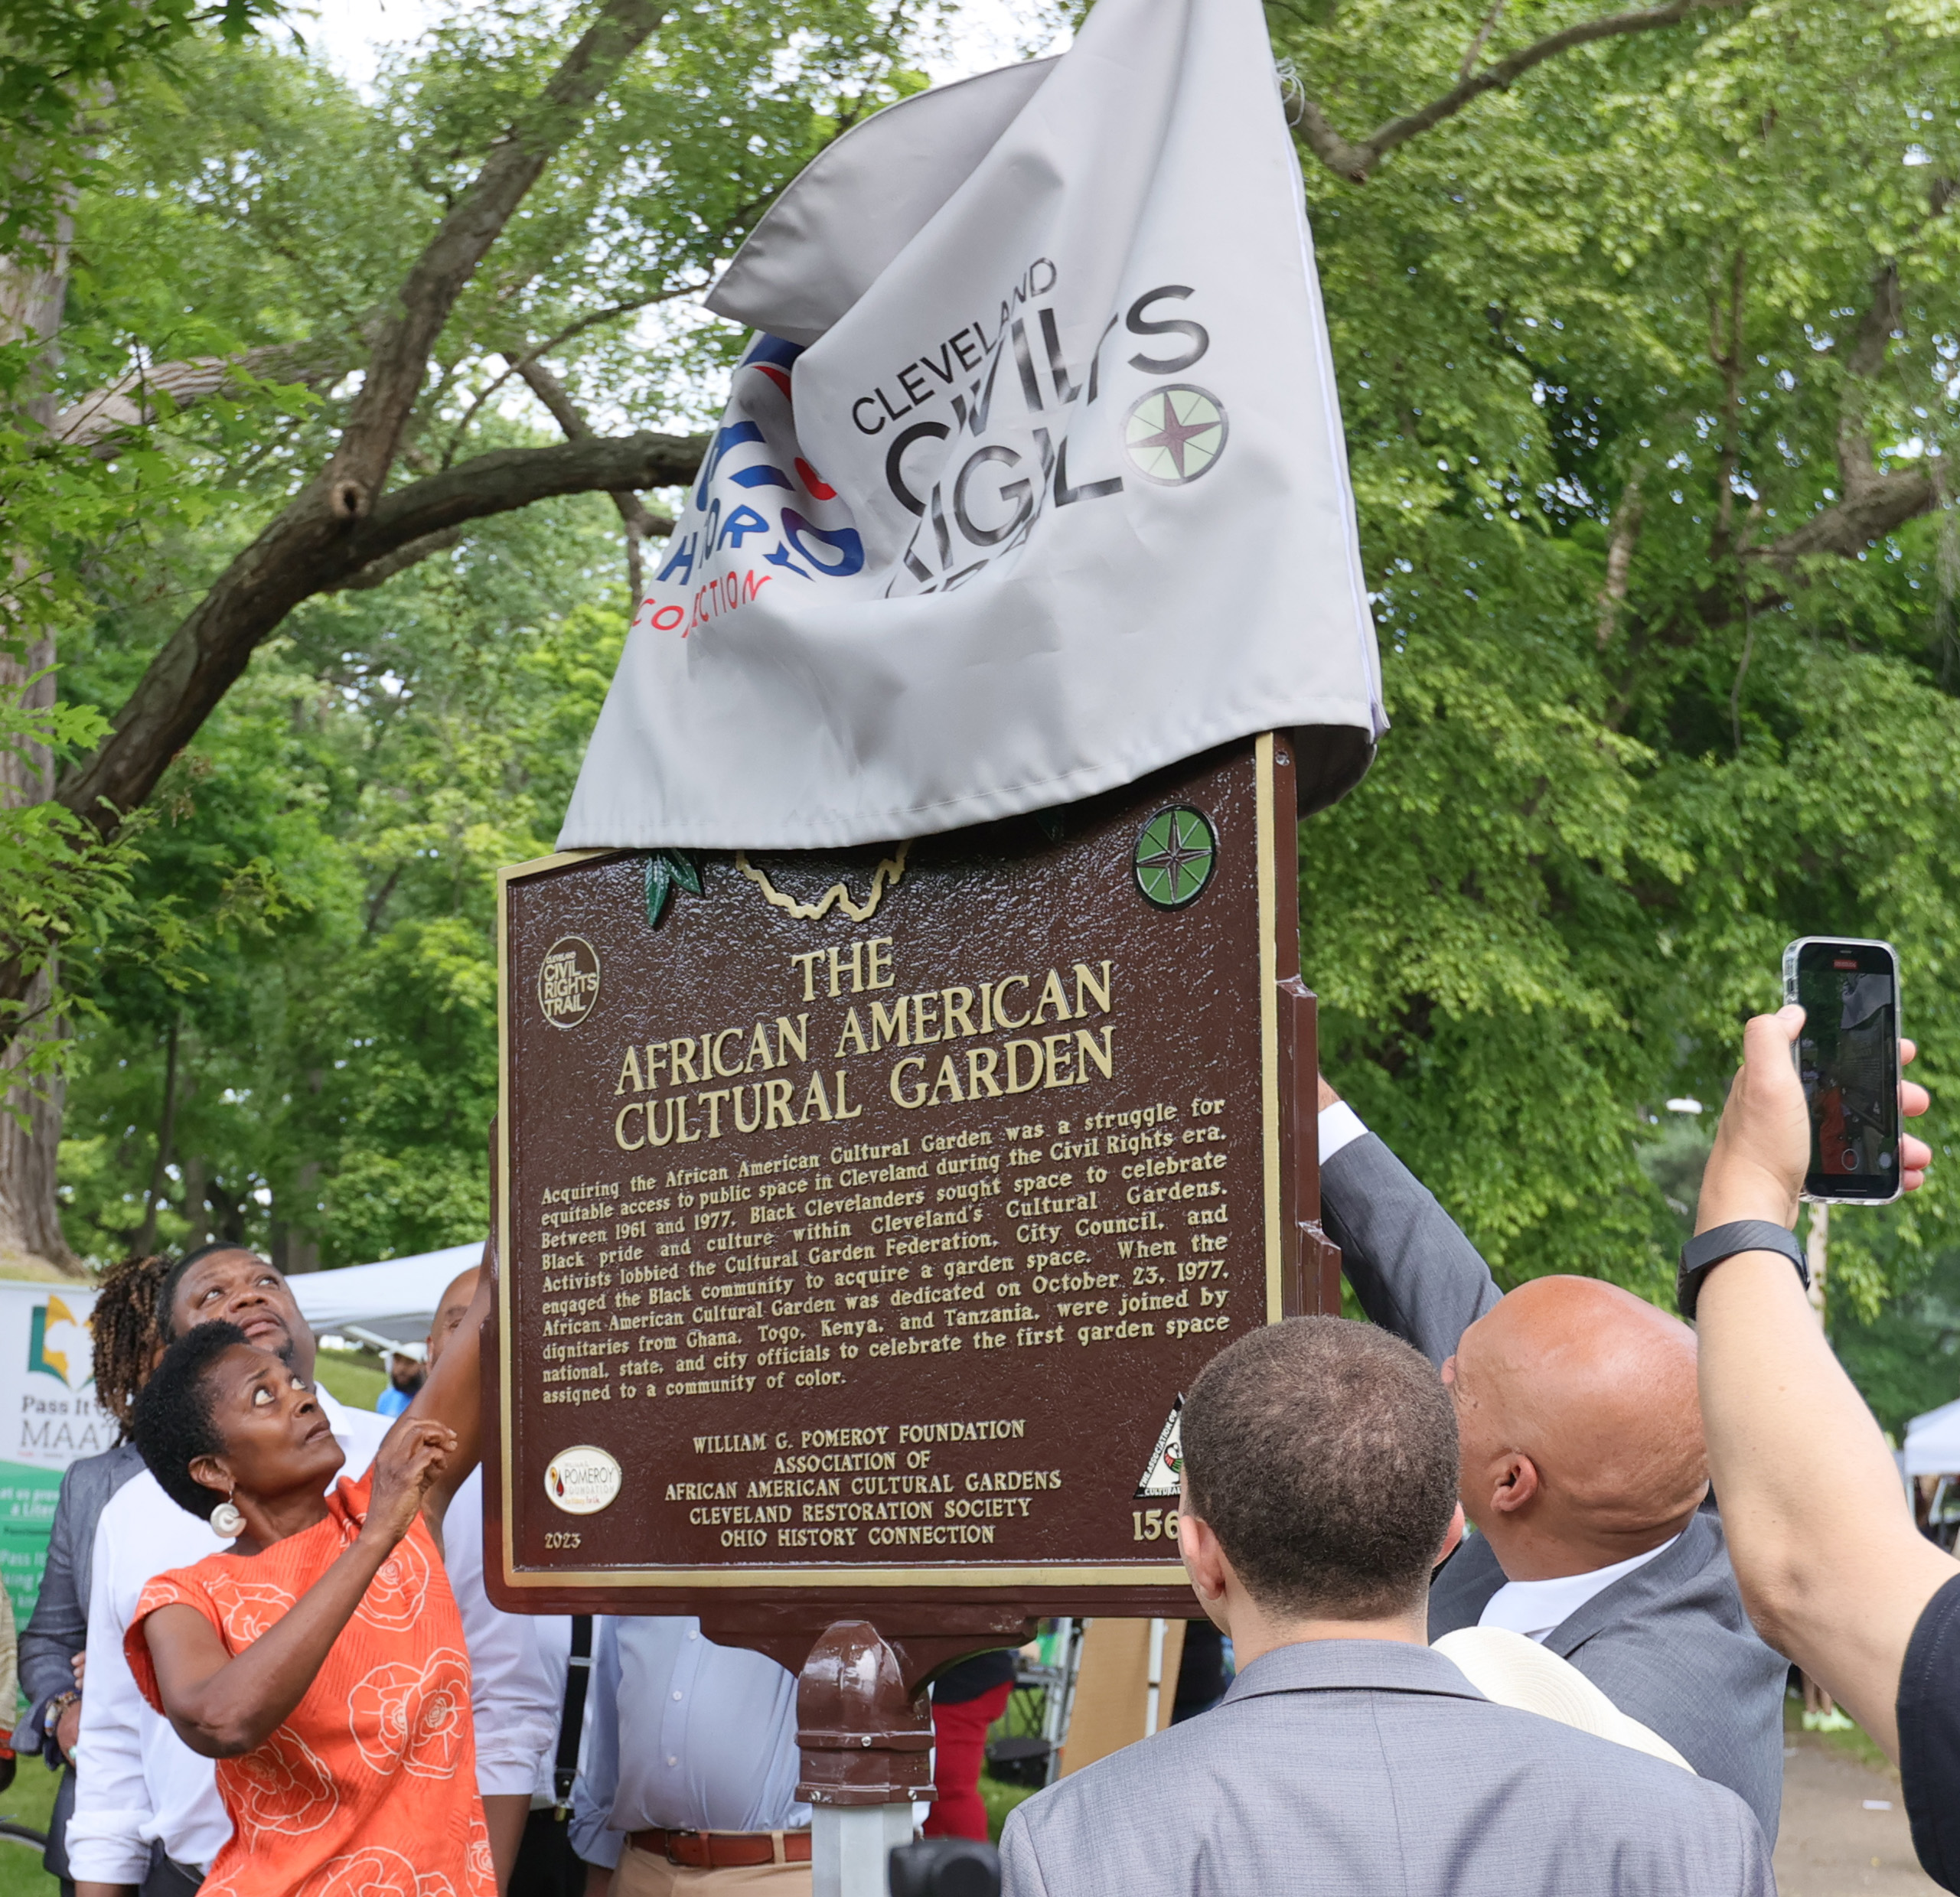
left=9, top=1002, right=1958, bottom=1895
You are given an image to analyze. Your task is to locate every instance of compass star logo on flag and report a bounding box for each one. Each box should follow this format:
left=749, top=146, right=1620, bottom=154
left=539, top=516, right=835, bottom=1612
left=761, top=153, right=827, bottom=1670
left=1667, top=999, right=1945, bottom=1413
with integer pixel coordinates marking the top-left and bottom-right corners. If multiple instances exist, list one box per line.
left=1123, top=383, right=1228, bottom=486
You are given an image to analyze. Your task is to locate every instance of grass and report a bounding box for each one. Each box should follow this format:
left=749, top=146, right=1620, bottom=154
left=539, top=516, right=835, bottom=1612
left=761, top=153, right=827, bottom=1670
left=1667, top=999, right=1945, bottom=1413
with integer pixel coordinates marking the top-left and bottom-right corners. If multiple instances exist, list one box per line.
left=1783, top=1690, right=1897, bottom=1776
left=980, top=1774, right=1039, bottom=1841
left=312, top=1347, right=386, bottom=1411
left=0, top=1760, right=62, bottom=1896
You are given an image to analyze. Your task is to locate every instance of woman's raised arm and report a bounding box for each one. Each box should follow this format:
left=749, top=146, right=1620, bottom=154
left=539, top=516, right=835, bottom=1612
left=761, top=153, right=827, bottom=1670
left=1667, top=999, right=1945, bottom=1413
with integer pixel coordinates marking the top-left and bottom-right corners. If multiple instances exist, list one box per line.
left=401, top=1253, right=493, bottom=1523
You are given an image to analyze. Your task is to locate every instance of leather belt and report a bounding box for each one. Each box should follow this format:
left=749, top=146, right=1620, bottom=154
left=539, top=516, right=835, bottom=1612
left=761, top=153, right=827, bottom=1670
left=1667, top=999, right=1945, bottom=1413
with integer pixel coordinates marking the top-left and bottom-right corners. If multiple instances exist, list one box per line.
left=628, top=1827, right=814, bottom=1869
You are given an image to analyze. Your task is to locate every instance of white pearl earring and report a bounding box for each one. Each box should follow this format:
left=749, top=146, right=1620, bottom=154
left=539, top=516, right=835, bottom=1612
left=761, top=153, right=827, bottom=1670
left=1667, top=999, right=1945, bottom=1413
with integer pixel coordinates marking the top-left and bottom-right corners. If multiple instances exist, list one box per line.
left=210, top=1491, right=245, bottom=1537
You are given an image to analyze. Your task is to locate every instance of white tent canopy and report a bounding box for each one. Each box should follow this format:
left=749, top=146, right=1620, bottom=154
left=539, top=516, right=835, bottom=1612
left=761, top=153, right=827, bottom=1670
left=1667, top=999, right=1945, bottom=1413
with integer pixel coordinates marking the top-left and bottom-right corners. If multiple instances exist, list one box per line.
left=289, top=1241, right=484, bottom=1351
left=1903, top=1397, right=1960, bottom=1478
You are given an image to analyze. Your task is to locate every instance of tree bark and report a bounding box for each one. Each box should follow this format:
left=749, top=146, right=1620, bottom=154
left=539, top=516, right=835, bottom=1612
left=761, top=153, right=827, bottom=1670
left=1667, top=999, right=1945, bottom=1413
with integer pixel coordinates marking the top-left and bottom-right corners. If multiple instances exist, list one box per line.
left=0, top=200, right=83, bottom=1274
left=0, top=972, right=78, bottom=1273
left=136, top=1015, right=180, bottom=1256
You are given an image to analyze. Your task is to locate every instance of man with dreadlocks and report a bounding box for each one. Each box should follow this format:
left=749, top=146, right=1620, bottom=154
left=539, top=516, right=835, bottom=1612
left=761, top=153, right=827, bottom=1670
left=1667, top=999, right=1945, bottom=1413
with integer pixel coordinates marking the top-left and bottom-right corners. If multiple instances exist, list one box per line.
left=69, top=1243, right=393, bottom=1895
left=13, top=1254, right=169, bottom=1895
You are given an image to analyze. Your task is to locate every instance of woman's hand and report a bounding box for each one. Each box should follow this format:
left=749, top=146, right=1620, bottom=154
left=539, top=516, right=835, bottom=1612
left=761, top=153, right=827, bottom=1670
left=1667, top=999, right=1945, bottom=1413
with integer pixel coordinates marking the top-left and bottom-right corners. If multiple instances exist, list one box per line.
left=360, top=1417, right=457, bottom=1550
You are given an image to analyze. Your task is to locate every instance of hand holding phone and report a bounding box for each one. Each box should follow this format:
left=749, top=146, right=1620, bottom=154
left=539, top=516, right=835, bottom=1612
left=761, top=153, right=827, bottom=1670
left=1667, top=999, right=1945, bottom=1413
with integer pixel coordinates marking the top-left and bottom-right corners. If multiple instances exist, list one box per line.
left=1782, top=937, right=1903, bottom=1204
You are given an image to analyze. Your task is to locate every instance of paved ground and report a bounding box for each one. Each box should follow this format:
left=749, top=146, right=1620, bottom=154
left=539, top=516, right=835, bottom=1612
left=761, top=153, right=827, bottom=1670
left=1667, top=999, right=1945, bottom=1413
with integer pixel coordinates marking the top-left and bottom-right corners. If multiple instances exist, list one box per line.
left=1775, top=1731, right=1939, bottom=1895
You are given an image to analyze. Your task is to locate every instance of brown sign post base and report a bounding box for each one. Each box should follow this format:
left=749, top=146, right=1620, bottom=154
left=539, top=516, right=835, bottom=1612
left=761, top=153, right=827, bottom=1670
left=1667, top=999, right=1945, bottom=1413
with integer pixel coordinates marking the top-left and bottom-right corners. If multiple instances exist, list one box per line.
left=797, top=1621, right=938, bottom=1895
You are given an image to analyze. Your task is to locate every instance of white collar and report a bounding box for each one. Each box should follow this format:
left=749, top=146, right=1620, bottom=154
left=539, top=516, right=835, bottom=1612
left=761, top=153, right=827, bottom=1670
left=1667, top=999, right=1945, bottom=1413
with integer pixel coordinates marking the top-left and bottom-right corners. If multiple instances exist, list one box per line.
left=1476, top=1534, right=1681, bottom=1642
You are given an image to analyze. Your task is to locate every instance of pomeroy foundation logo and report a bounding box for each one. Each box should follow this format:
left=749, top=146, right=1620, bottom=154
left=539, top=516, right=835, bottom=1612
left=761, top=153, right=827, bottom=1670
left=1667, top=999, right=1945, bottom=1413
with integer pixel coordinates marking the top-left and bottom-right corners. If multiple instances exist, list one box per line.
left=537, top=937, right=601, bottom=1028
left=545, top=1445, right=622, bottom=1515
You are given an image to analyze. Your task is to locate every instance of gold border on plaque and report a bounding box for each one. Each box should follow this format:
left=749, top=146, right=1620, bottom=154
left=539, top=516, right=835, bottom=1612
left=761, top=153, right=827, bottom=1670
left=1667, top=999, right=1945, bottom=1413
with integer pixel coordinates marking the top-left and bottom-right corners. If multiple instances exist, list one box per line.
left=494, top=741, right=1284, bottom=1592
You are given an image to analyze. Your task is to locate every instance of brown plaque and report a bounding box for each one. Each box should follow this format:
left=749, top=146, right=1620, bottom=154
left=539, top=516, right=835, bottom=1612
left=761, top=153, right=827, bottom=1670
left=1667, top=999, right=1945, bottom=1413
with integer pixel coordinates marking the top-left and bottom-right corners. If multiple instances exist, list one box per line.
left=486, top=734, right=1331, bottom=1657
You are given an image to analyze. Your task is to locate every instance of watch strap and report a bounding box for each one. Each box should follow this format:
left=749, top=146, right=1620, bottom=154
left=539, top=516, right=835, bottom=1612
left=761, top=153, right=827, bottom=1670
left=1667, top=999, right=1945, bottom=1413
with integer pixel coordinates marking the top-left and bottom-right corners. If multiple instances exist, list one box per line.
left=1677, top=1220, right=1808, bottom=1321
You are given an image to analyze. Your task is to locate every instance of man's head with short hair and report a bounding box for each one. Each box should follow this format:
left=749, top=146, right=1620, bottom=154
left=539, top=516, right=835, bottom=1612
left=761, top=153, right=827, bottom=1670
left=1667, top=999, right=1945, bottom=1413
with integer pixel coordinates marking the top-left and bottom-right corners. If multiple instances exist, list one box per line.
left=157, top=1244, right=317, bottom=1382
left=1182, top=1317, right=1459, bottom=1622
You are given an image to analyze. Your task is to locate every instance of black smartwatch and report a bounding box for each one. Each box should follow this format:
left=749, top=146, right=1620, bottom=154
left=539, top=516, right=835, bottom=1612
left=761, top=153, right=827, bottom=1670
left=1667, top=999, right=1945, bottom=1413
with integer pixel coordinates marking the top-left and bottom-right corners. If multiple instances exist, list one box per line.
left=1677, top=1221, right=1808, bottom=1321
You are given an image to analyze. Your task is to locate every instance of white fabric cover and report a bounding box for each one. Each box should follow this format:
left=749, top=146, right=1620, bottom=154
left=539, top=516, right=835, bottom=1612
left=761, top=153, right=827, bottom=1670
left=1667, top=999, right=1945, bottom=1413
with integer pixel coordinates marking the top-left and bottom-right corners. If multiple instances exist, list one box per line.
left=1434, top=1627, right=1695, bottom=1772
left=288, top=1241, right=484, bottom=1347
left=559, top=0, right=1381, bottom=851
left=1906, top=1396, right=1960, bottom=1476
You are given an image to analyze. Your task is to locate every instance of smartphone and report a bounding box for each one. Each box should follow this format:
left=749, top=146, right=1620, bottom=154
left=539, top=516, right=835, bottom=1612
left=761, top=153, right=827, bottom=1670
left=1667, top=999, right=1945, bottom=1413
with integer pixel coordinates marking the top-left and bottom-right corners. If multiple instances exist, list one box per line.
left=1782, top=937, right=1903, bottom=1204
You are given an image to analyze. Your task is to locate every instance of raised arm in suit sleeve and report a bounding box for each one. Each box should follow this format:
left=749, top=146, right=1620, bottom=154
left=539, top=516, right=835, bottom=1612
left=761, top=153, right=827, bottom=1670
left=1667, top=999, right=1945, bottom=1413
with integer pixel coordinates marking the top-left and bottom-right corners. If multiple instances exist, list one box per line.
left=1319, top=1117, right=1502, bottom=1366
left=14, top=1464, right=86, bottom=1754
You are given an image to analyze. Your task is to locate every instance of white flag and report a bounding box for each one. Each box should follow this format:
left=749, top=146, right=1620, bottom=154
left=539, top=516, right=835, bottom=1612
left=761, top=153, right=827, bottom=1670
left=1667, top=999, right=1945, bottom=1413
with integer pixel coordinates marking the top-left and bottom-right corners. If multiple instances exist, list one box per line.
left=559, top=0, right=1382, bottom=852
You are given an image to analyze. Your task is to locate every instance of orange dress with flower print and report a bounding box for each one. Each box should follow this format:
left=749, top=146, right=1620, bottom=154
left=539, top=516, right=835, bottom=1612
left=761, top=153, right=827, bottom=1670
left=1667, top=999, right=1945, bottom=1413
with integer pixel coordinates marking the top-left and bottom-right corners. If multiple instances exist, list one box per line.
left=126, top=1470, right=495, bottom=1897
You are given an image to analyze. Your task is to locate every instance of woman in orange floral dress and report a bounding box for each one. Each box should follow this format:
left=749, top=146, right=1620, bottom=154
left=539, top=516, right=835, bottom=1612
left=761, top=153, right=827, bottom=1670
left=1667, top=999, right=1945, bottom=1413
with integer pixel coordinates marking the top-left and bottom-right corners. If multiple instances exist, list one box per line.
left=123, top=1279, right=495, bottom=1897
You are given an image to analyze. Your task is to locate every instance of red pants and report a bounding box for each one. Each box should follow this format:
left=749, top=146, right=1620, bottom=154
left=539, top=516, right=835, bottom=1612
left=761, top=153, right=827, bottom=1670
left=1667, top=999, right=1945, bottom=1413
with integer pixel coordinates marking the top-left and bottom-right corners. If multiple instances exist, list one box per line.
left=924, top=1680, right=1013, bottom=1840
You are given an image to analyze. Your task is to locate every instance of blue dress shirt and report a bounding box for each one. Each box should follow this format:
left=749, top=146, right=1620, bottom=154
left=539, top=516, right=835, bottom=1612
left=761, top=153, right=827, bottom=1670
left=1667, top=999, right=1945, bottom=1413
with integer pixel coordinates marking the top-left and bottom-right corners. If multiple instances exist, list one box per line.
left=570, top=1616, right=810, bottom=1868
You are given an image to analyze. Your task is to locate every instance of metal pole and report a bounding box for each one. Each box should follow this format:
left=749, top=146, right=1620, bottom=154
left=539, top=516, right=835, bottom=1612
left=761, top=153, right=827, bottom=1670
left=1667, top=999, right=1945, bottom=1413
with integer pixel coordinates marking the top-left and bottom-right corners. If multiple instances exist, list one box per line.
left=1046, top=1618, right=1084, bottom=1784
left=798, top=1622, right=934, bottom=1897
left=813, top=1804, right=915, bottom=1897
left=1143, top=1618, right=1168, bottom=1737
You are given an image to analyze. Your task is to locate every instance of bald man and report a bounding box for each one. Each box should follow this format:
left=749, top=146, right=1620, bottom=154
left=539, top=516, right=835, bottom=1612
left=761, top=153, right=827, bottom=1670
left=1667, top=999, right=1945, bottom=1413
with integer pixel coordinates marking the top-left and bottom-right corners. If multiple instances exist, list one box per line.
left=1316, top=1081, right=1789, bottom=1842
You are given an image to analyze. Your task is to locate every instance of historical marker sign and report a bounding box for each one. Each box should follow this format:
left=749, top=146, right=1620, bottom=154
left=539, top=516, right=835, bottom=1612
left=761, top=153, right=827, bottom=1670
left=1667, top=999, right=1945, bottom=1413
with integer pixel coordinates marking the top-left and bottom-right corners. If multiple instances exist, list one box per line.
left=488, top=735, right=1326, bottom=1624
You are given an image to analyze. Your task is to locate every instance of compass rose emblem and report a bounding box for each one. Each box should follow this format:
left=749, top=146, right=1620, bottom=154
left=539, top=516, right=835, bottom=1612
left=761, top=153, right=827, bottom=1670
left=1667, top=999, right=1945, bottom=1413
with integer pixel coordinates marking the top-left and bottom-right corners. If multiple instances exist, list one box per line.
left=1123, top=383, right=1228, bottom=486
left=1134, top=807, right=1218, bottom=909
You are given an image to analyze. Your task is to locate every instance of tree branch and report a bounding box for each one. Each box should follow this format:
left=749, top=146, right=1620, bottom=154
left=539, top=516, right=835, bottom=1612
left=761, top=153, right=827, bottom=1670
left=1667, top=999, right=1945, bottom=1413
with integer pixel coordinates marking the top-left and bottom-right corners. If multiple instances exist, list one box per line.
left=53, top=426, right=703, bottom=826
left=327, top=526, right=465, bottom=592
left=44, top=0, right=670, bottom=843
left=435, top=282, right=707, bottom=470
left=1748, top=261, right=1934, bottom=572
left=510, top=355, right=673, bottom=597
left=1296, top=0, right=1749, bottom=183
left=1709, top=246, right=1746, bottom=559
left=1596, top=471, right=1645, bottom=650
left=1458, top=0, right=1509, bottom=83
left=51, top=337, right=356, bottom=455
left=323, top=0, right=667, bottom=514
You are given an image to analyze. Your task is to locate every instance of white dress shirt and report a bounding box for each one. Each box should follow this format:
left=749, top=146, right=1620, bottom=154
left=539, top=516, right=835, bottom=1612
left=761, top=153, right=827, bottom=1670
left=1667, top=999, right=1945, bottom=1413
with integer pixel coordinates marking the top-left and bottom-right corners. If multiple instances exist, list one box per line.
left=69, top=1387, right=392, bottom=1882
left=442, top=1468, right=572, bottom=1801
left=571, top=1617, right=809, bottom=1869
left=1478, top=1536, right=1681, bottom=1642
left=1317, top=1098, right=1371, bottom=1165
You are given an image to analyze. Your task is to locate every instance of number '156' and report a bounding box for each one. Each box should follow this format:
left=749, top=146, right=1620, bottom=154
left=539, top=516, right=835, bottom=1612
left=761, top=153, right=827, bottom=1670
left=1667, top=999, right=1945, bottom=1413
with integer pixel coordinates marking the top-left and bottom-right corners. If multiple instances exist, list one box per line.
left=1132, top=1509, right=1179, bottom=1541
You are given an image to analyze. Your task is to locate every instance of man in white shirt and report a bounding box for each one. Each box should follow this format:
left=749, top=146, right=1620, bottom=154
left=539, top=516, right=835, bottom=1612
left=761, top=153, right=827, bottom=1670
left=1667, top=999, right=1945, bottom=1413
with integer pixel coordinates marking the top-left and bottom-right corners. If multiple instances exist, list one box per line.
left=70, top=1243, right=394, bottom=1894
left=1316, top=1080, right=1789, bottom=1841
left=571, top=1615, right=810, bottom=1895
left=424, top=1266, right=571, bottom=1891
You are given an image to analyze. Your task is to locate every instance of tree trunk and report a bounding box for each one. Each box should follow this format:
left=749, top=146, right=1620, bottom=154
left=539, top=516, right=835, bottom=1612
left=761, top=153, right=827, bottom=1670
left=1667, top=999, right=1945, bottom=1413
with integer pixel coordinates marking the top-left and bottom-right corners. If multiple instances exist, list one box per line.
left=0, top=968, right=78, bottom=1274
left=0, top=213, right=82, bottom=1277
left=136, top=1016, right=181, bottom=1256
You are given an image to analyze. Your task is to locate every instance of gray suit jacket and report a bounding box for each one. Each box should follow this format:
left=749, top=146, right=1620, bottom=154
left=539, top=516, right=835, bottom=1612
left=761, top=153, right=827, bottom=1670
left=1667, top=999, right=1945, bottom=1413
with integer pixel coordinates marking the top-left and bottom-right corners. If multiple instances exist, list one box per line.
left=1322, top=1130, right=1789, bottom=1841
left=1003, top=1641, right=1772, bottom=1897
left=11, top=1441, right=145, bottom=1882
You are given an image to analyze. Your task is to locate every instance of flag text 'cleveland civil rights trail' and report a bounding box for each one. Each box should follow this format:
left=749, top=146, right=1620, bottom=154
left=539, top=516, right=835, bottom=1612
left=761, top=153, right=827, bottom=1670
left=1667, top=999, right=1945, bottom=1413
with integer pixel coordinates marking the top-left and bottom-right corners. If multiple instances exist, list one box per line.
left=559, top=0, right=1384, bottom=852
